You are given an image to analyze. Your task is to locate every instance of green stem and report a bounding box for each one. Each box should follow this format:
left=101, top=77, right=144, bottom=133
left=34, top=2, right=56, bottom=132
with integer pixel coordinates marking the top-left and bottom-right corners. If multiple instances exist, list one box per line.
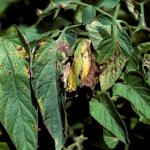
left=63, top=24, right=82, bottom=33
left=140, top=2, right=146, bottom=28
left=113, top=4, right=120, bottom=20
left=71, top=1, right=112, bottom=18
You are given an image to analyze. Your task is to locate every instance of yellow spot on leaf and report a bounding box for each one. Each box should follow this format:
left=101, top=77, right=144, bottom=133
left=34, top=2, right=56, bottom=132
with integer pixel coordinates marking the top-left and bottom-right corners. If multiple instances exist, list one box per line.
left=24, top=66, right=30, bottom=78
left=17, top=46, right=28, bottom=59
left=38, top=99, right=44, bottom=116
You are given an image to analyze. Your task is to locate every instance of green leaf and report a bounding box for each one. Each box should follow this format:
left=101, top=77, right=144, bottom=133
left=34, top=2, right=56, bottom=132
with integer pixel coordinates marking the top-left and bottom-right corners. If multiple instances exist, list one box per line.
left=82, top=6, right=96, bottom=25
left=90, top=93, right=128, bottom=143
left=0, top=0, right=18, bottom=16
left=32, top=38, right=65, bottom=150
left=117, top=29, right=133, bottom=57
left=65, top=30, right=77, bottom=51
left=98, top=0, right=120, bottom=8
left=137, top=42, right=150, bottom=54
left=97, top=14, right=112, bottom=25
left=126, top=53, right=140, bottom=72
left=99, top=55, right=126, bottom=91
left=97, top=28, right=132, bottom=64
left=96, top=36, right=116, bottom=64
left=113, top=73, right=150, bottom=120
left=103, top=129, right=119, bottom=149
left=0, top=142, right=9, bottom=150
left=0, top=37, right=37, bottom=150
left=86, top=20, right=111, bottom=50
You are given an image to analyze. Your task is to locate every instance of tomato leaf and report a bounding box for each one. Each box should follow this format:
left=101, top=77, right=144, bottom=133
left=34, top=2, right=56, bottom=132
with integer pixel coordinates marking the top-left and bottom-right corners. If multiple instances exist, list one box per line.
left=82, top=6, right=96, bottom=25
left=113, top=73, right=150, bottom=120
left=0, top=36, right=37, bottom=150
left=32, top=38, right=65, bottom=150
left=90, top=93, right=129, bottom=143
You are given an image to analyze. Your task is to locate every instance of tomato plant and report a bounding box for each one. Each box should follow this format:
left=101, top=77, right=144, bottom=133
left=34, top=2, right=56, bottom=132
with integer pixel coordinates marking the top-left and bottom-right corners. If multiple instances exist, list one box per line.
left=0, top=0, right=150, bottom=150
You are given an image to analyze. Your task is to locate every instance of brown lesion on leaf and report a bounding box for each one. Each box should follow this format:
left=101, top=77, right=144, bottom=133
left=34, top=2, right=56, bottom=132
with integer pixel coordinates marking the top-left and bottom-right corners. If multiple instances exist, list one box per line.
left=37, top=40, right=47, bottom=47
left=80, top=54, right=100, bottom=90
left=17, top=46, right=28, bottom=59
left=57, top=40, right=69, bottom=54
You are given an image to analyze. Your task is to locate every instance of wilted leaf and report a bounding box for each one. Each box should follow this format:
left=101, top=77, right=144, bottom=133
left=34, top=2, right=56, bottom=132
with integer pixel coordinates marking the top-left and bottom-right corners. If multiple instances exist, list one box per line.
left=66, top=39, right=91, bottom=92
left=67, top=64, right=77, bottom=92
left=90, top=93, right=128, bottom=143
left=80, top=40, right=91, bottom=80
left=113, top=73, right=150, bottom=120
left=82, top=6, right=96, bottom=25
left=73, top=39, right=91, bottom=77
left=80, top=54, right=99, bottom=90
left=0, top=37, right=37, bottom=150
left=32, top=38, right=65, bottom=150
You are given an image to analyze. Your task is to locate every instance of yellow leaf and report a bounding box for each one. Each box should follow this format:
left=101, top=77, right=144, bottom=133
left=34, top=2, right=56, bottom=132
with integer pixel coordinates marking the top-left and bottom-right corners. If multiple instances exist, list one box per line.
left=66, top=39, right=92, bottom=92
left=67, top=65, right=77, bottom=92
left=81, top=40, right=91, bottom=80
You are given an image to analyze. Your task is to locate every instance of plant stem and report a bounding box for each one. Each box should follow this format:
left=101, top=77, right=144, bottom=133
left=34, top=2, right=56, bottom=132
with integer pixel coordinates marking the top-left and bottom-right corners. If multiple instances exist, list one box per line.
left=71, top=1, right=112, bottom=18
left=114, top=4, right=120, bottom=20
left=140, top=2, right=146, bottom=28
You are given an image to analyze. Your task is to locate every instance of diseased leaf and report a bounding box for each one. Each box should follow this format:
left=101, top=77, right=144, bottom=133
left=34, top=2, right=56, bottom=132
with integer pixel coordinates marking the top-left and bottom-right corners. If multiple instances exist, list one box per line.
left=96, top=36, right=116, bottom=64
left=90, top=93, right=128, bottom=143
left=66, top=39, right=91, bottom=92
left=80, top=54, right=99, bottom=90
left=113, top=73, right=150, bottom=120
left=73, top=39, right=91, bottom=77
left=0, top=37, right=37, bottom=150
left=117, top=29, right=133, bottom=57
left=67, top=64, right=77, bottom=92
left=96, top=28, right=132, bottom=65
left=126, top=53, right=140, bottom=72
left=80, top=41, right=91, bottom=80
left=82, top=6, right=96, bottom=25
left=56, top=30, right=77, bottom=56
left=32, top=38, right=65, bottom=150
left=86, top=20, right=111, bottom=50
left=99, top=55, right=126, bottom=91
